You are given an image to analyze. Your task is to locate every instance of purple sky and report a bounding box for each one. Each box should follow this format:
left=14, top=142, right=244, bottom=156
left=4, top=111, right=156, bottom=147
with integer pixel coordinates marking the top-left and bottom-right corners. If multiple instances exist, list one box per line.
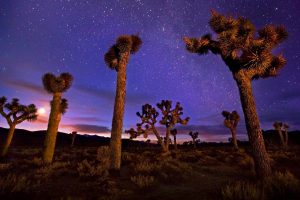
left=0, top=0, right=299, bottom=142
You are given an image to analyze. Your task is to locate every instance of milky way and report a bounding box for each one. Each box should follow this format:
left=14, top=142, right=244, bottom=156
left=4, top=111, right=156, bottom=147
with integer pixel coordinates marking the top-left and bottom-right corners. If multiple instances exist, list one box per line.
left=0, top=0, right=299, bottom=141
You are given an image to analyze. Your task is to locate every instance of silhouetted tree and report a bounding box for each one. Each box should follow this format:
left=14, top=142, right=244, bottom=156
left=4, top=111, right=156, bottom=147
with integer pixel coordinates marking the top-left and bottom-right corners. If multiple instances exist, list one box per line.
left=104, top=35, right=142, bottom=171
left=183, top=11, right=288, bottom=178
left=222, top=110, right=240, bottom=150
left=0, top=97, right=37, bottom=157
left=157, top=100, right=190, bottom=151
left=71, top=131, right=77, bottom=147
left=189, top=131, right=199, bottom=149
left=273, top=121, right=285, bottom=148
left=125, top=103, right=166, bottom=151
left=170, top=128, right=178, bottom=150
left=42, top=73, right=73, bottom=164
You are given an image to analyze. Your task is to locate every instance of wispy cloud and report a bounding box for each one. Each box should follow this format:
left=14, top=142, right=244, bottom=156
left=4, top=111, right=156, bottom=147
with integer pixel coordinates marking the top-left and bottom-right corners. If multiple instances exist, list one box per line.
left=61, top=123, right=111, bottom=134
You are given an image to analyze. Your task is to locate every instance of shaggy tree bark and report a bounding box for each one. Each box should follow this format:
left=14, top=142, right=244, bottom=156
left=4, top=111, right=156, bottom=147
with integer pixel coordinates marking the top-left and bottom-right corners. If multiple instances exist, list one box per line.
left=165, top=127, right=171, bottom=151
left=1, top=124, right=16, bottom=157
left=173, top=134, right=177, bottom=150
left=234, top=71, right=271, bottom=177
left=109, top=52, right=129, bottom=170
left=152, top=127, right=167, bottom=152
left=43, top=93, right=62, bottom=164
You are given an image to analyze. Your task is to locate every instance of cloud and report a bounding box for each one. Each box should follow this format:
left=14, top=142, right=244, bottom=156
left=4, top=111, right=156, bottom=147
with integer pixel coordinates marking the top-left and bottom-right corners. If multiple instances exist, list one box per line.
left=61, top=124, right=111, bottom=133
left=5, top=79, right=45, bottom=94
left=74, top=85, right=153, bottom=105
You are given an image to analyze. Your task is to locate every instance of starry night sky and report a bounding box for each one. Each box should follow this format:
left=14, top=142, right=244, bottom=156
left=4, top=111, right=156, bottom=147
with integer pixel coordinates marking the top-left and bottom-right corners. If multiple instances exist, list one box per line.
left=0, top=0, right=299, bottom=142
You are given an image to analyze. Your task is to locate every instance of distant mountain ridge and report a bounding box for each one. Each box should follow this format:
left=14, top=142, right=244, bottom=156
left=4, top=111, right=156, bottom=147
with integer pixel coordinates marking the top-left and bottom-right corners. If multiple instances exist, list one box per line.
left=0, top=127, right=300, bottom=148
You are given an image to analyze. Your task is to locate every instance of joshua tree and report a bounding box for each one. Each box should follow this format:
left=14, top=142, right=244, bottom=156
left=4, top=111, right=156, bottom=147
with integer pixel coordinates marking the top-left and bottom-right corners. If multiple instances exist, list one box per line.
left=222, top=110, right=240, bottom=150
left=125, top=103, right=167, bottom=151
left=189, top=131, right=199, bottom=149
left=0, top=97, right=37, bottom=157
left=104, top=35, right=142, bottom=171
left=70, top=131, right=77, bottom=147
left=283, top=123, right=289, bottom=147
left=42, top=73, right=73, bottom=164
left=156, top=100, right=190, bottom=151
left=170, top=128, right=178, bottom=150
left=273, top=121, right=285, bottom=147
left=183, top=11, right=288, bottom=178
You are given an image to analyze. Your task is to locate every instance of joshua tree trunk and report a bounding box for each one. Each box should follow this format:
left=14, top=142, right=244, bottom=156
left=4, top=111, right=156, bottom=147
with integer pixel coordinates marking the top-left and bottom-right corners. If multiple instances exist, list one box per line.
left=234, top=71, right=271, bottom=179
left=173, top=135, right=177, bottom=150
left=192, top=139, right=196, bottom=149
left=1, top=124, right=16, bottom=157
left=43, top=93, right=62, bottom=164
left=276, top=129, right=285, bottom=148
left=152, top=127, right=167, bottom=152
left=284, top=130, right=288, bottom=148
left=230, top=128, right=239, bottom=150
left=109, top=52, right=129, bottom=170
left=165, top=127, right=171, bottom=151
left=71, top=135, right=76, bottom=148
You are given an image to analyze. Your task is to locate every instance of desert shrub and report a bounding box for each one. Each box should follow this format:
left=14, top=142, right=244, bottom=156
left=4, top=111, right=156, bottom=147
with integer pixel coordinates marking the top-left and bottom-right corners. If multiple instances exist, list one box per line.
left=96, top=146, right=110, bottom=163
left=134, top=161, right=156, bottom=174
left=77, top=159, right=109, bottom=180
left=0, top=163, right=11, bottom=171
left=0, top=174, right=31, bottom=195
left=35, top=161, right=70, bottom=179
left=131, top=175, right=155, bottom=189
left=264, top=171, right=300, bottom=200
left=221, top=181, right=261, bottom=200
left=121, top=152, right=134, bottom=164
left=221, top=171, right=300, bottom=200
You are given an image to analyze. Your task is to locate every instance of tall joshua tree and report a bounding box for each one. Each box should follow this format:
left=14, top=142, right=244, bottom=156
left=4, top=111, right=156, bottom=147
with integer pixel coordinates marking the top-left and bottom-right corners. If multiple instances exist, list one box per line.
left=42, top=73, right=73, bottom=163
left=170, top=129, right=178, bottom=150
left=189, top=131, right=199, bottom=149
left=283, top=123, right=289, bottom=147
left=104, top=35, right=142, bottom=170
left=273, top=121, right=285, bottom=147
left=70, top=131, right=77, bottom=148
left=0, top=97, right=37, bottom=157
left=157, top=100, right=190, bottom=151
left=222, top=110, right=240, bottom=150
left=183, top=11, right=288, bottom=178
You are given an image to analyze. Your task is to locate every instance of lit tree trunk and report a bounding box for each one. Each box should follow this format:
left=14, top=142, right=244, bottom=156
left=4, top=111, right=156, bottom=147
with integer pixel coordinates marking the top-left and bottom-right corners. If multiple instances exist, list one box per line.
left=234, top=72, right=271, bottom=178
left=284, top=130, right=288, bottom=148
left=43, top=93, right=62, bottom=164
left=173, top=135, right=177, bottom=150
left=71, top=134, right=76, bottom=148
left=109, top=52, right=129, bottom=170
left=276, top=129, right=285, bottom=148
left=165, top=127, right=171, bottom=151
left=153, top=127, right=166, bottom=152
left=230, top=128, right=239, bottom=150
left=1, top=124, right=16, bottom=157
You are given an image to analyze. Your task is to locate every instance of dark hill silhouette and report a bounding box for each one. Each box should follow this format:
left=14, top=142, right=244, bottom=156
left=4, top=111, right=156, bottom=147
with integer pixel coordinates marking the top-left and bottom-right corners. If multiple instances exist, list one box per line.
left=0, top=127, right=299, bottom=149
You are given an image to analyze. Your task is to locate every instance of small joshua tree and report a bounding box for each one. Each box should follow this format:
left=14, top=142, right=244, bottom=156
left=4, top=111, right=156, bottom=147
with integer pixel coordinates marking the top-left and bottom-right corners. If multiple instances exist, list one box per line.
left=189, top=131, right=199, bottom=149
left=0, top=97, right=37, bottom=157
left=157, top=100, right=190, bottom=151
left=273, top=121, right=285, bottom=148
left=283, top=123, right=289, bottom=147
left=42, top=73, right=73, bottom=163
left=71, top=131, right=77, bottom=147
left=183, top=10, right=288, bottom=178
left=125, top=103, right=167, bottom=151
left=222, top=110, right=240, bottom=150
left=104, top=35, right=142, bottom=171
left=170, top=129, right=178, bottom=150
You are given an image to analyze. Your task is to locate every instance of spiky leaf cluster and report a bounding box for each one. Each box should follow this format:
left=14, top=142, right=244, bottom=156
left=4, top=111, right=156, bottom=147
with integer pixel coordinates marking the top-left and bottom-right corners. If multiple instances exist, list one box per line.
left=273, top=121, right=283, bottom=130
left=222, top=110, right=240, bottom=129
left=42, top=73, right=73, bottom=93
left=156, top=100, right=190, bottom=128
left=189, top=131, right=199, bottom=140
left=50, top=98, right=69, bottom=115
left=0, top=97, right=38, bottom=125
left=183, top=10, right=288, bottom=79
left=104, top=35, right=142, bottom=70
